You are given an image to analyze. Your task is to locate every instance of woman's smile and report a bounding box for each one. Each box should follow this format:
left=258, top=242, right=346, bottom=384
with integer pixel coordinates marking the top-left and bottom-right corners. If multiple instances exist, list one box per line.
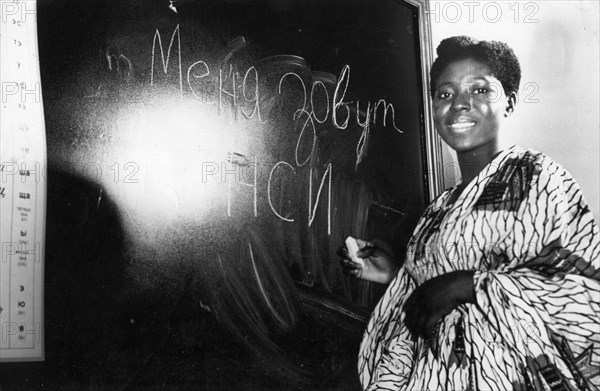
left=447, top=116, right=477, bottom=132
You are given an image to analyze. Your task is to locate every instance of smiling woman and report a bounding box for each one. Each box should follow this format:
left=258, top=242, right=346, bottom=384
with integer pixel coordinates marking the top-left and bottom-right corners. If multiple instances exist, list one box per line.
left=341, top=36, right=600, bottom=390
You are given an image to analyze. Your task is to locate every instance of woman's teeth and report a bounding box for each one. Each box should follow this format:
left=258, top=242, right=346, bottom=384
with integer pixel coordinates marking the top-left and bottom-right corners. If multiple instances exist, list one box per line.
left=450, top=122, right=475, bottom=130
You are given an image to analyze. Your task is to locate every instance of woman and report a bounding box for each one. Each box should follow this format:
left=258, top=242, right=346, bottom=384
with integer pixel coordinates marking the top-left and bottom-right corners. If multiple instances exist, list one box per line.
left=341, top=36, right=599, bottom=390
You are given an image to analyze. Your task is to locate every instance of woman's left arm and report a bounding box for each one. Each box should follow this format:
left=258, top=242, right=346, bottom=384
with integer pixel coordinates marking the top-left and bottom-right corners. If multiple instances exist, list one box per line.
left=403, top=270, right=475, bottom=338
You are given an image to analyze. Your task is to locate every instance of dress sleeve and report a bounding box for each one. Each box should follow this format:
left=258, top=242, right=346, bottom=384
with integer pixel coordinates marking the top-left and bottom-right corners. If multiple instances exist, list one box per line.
left=358, top=267, right=417, bottom=390
left=472, top=155, right=600, bottom=389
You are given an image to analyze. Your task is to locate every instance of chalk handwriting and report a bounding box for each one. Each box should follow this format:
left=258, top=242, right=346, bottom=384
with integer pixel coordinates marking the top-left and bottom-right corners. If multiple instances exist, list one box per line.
left=240, top=66, right=265, bottom=123
left=106, top=52, right=133, bottom=81
left=146, top=26, right=403, bottom=169
left=294, top=109, right=316, bottom=167
left=267, top=161, right=296, bottom=222
left=308, top=164, right=332, bottom=235
left=151, top=24, right=183, bottom=98
left=92, top=25, right=406, bottom=234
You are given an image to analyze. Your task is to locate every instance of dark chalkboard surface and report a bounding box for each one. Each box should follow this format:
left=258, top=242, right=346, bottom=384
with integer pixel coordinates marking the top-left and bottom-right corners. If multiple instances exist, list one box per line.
left=2, top=0, right=441, bottom=389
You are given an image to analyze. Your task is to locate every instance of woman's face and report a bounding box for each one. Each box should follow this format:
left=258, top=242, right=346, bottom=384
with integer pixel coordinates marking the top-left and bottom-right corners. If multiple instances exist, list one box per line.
left=432, top=58, right=514, bottom=154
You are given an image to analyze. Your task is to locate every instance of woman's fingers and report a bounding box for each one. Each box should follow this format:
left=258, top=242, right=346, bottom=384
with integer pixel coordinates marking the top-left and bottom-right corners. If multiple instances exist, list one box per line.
left=405, top=306, right=437, bottom=339
left=412, top=309, right=430, bottom=339
left=340, top=238, right=399, bottom=283
left=423, top=318, right=438, bottom=340
left=355, top=238, right=373, bottom=248
left=404, top=290, right=429, bottom=338
left=355, top=238, right=376, bottom=257
left=340, top=257, right=361, bottom=269
left=342, top=265, right=362, bottom=278
left=340, top=238, right=387, bottom=263
left=339, top=248, right=364, bottom=280
left=341, top=258, right=362, bottom=279
left=404, top=311, right=415, bottom=335
left=339, top=244, right=368, bottom=269
left=403, top=295, right=418, bottom=332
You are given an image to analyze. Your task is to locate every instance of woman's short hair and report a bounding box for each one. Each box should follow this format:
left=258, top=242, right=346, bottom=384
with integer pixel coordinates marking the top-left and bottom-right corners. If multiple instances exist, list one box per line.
left=430, top=36, right=521, bottom=96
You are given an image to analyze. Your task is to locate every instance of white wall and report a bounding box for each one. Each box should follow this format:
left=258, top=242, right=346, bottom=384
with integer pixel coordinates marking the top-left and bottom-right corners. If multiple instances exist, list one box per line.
left=428, top=0, right=599, bottom=218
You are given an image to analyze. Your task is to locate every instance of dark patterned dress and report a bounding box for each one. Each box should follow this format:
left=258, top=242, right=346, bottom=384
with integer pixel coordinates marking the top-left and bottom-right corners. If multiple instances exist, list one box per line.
left=358, top=145, right=600, bottom=390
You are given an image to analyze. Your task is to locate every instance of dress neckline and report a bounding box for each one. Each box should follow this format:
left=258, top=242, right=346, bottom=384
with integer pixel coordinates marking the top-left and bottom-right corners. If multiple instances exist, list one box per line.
left=441, top=145, right=518, bottom=211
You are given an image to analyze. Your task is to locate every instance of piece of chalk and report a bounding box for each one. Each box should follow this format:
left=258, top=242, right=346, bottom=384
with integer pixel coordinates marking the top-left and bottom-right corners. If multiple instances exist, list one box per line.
left=345, top=236, right=364, bottom=267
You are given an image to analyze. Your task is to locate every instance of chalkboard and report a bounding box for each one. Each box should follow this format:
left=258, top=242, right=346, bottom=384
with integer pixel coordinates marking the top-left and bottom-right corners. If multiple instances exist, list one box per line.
left=2, top=0, right=441, bottom=389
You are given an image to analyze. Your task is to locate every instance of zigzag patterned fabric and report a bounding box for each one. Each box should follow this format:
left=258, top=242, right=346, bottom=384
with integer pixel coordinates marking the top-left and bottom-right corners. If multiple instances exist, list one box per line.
left=358, top=145, right=600, bottom=391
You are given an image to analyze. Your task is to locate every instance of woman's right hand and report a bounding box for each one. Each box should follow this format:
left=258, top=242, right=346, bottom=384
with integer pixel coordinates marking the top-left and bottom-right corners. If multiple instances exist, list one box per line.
left=338, top=238, right=399, bottom=284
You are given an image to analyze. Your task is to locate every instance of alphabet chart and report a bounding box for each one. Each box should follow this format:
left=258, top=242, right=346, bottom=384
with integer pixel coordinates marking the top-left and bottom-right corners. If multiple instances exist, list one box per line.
left=0, top=0, right=46, bottom=362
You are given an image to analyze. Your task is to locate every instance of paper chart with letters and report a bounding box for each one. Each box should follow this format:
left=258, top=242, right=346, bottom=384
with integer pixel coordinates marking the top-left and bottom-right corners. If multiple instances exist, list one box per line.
left=0, top=0, right=46, bottom=362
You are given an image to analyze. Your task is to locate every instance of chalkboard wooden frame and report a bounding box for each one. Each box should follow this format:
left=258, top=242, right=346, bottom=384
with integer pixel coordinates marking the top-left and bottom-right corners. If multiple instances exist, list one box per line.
left=405, top=0, right=445, bottom=201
